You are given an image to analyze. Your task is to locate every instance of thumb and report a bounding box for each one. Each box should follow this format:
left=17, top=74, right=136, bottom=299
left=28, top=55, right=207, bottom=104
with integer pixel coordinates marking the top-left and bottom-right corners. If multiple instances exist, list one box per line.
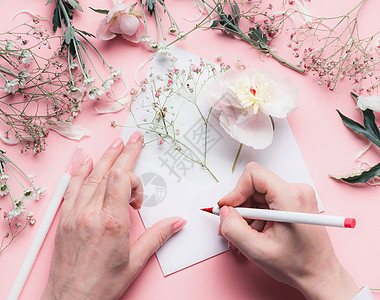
left=219, top=206, right=267, bottom=261
left=129, top=217, right=186, bottom=273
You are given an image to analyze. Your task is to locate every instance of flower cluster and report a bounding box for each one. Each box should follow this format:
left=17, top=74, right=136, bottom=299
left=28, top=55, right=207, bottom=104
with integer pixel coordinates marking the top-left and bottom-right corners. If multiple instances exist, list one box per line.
left=0, top=150, right=45, bottom=254
left=93, top=0, right=186, bottom=51
left=0, top=12, right=124, bottom=153
left=205, top=69, right=297, bottom=149
left=129, top=51, right=236, bottom=182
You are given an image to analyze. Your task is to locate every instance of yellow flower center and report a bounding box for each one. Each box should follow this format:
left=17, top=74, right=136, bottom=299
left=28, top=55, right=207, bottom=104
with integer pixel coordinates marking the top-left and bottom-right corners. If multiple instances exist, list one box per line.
left=231, top=73, right=274, bottom=115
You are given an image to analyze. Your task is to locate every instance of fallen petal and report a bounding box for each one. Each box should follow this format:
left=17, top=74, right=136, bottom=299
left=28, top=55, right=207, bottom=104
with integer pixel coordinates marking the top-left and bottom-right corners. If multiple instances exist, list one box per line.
left=95, top=95, right=131, bottom=114
left=46, top=121, right=90, bottom=140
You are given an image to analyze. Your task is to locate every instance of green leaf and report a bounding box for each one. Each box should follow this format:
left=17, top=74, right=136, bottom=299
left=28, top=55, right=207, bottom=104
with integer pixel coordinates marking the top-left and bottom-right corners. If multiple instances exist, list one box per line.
left=144, top=0, right=156, bottom=15
left=64, top=26, right=75, bottom=45
left=337, top=110, right=380, bottom=147
left=46, top=0, right=55, bottom=5
left=330, top=163, right=380, bottom=184
left=211, top=20, right=220, bottom=28
left=67, top=0, right=83, bottom=12
left=89, top=7, right=109, bottom=15
left=248, top=27, right=269, bottom=50
left=232, top=1, right=240, bottom=26
left=363, top=109, right=380, bottom=140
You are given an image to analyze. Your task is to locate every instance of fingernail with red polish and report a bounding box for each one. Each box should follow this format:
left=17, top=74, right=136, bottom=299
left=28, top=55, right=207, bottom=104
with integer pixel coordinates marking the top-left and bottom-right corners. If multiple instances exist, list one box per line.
left=219, top=206, right=230, bottom=222
left=129, top=131, right=141, bottom=143
left=173, top=219, right=187, bottom=233
left=111, top=137, right=123, bottom=149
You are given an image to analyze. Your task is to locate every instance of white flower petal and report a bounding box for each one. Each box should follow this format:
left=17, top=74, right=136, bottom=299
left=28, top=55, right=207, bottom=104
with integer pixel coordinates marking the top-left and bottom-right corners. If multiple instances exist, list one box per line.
left=220, top=108, right=273, bottom=149
left=0, top=131, right=20, bottom=145
left=95, top=95, right=131, bottom=114
left=260, top=77, right=298, bottom=118
left=46, top=121, right=90, bottom=140
left=202, top=70, right=243, bottom=110
left=357, top=96, right=380, bottom=113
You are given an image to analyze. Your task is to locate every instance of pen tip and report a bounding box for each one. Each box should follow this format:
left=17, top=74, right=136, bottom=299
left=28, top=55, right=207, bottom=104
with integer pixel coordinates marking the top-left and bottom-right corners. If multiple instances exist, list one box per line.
left=200, top=207, right=213, bottom=214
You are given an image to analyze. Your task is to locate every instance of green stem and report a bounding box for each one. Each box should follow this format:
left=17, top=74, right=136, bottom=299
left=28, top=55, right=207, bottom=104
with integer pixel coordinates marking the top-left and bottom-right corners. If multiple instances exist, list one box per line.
left=232, top=143, right=243, bottom=173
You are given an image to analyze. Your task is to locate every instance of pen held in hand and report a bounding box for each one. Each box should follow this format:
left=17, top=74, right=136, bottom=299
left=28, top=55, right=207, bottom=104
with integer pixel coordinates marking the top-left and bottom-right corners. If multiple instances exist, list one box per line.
left=201, top=206, right=356, bottom=229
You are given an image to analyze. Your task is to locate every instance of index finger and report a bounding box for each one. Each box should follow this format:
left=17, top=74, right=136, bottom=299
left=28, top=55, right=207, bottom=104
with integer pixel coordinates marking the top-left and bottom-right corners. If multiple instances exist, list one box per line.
left=218, top=162, right=290, bottom=208
left=102, top=131, right=143, bottom=211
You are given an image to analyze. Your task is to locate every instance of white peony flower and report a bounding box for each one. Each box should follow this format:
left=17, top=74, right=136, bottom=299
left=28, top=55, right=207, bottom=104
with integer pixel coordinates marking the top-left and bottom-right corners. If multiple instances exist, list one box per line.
left=3, top=79, right=19, bottom=94
left=357, top=95, right=380, bottom=113
left=204, top=69, right=297, bottom=149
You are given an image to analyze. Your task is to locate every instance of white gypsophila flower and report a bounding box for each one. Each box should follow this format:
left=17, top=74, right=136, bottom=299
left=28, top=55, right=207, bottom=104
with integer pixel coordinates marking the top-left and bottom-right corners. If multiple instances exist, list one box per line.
left=82, top=77, right=96, bottom=88
left=0, top=174, right=10, bottom=181
left=89, top=88, right=104, bottom=100
left=108, top=68, right=122, bottom=81
left=102, top=79, right=114, bottom=92
left=36, top=185, right=47, bottom=200
left=204, top=69, right=297, bottom=149
left=21, top=187, right=36, bottom=202
left=6, top=41, right=15, bottom=51
left=141, top=35, right=152, bottom=43
left=18, top=69, right=31, bottom=88
left=69, top=62, right=79, bottom=70
left=0, top=183, right=9, bottom=196
left=21, top=49, right=33, bottom=66
left=357, top=96, right=380, bottom=113
left=3, top=79, right=19, bottom=94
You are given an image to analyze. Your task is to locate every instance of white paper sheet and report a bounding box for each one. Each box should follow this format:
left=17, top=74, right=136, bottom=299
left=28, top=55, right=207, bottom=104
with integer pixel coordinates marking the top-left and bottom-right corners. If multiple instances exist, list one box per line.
left=122, top=46, right=322, bottom=276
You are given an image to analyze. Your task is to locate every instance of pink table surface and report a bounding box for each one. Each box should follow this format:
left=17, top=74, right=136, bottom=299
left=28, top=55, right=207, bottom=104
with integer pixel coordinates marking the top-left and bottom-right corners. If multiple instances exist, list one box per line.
left=1, top=0, right=379, bottom=299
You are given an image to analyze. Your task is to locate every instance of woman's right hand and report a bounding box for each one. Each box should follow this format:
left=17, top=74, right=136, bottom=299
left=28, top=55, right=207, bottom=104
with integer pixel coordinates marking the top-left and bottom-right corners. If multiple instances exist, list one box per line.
left=218, top=162, right=359, bottom=299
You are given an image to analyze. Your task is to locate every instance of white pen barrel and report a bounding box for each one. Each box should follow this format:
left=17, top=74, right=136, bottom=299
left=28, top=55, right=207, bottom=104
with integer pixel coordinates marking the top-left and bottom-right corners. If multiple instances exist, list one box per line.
left=7, top=173, right=71, bottom=300
left=234, top=207, right=347, bottom=228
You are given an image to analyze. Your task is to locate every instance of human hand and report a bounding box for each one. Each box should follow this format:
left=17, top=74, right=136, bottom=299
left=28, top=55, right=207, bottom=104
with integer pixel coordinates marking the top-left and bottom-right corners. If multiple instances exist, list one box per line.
left=41, top=132, right=186, bottom=300
left=218, top=162, right=359, bottom=300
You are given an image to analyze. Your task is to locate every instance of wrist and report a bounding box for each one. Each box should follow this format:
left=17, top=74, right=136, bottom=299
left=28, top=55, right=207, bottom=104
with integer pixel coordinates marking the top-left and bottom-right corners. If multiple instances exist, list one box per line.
left=297, top=260, right=360, bottom=300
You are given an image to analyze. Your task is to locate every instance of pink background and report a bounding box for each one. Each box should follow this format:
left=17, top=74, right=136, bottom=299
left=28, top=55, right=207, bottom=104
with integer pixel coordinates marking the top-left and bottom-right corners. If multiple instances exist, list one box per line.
left=1, top=0, right=379, bottom=299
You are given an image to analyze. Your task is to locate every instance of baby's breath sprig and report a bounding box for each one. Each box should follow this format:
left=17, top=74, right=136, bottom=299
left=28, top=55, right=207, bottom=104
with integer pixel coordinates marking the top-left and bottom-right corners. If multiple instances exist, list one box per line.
left=272, top=0, right=379, bottom=93
left=129, top=52, right=240, bottom=182
left=0, top=20, right=81, bottom=154
left=0, top=150, right=45, bottom=254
